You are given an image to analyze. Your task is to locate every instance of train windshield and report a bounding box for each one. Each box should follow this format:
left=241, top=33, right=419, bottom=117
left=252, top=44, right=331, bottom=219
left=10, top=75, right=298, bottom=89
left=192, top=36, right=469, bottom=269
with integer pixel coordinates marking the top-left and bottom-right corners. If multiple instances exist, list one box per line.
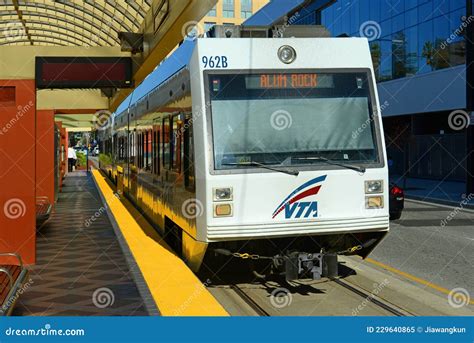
left=208, top=72, right=380, bottom=170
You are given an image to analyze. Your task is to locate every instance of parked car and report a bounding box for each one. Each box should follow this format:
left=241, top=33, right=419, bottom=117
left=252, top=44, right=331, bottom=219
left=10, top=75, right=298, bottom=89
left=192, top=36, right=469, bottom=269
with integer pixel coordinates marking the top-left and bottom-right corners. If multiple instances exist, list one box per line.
left=389, top=183, right=404, bottom=220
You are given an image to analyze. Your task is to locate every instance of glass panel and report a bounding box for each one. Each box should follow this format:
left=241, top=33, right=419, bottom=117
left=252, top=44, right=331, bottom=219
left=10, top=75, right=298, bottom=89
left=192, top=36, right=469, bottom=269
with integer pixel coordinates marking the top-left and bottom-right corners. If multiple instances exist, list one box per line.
left=433, top=15, right=451, bottom=70
left=379, top=40, right=393, bottom=81
left=405, top=7, right=417, bottom=28
left=405, top=26, right=418, bottom=75
left=369, top=0, right=381, bottom=22
left=405, top=0, right=418, bottom=11
left=392, top=31, right=407, bottom=79
left=418, top=19, right=433, bottom=74
left=207, top=5, right=217, bottom=17
left=418, top=1, right=433, bottom=22
left=223, top=0, right=234, bottom=18
left=208, top=72, right=379, bottom=170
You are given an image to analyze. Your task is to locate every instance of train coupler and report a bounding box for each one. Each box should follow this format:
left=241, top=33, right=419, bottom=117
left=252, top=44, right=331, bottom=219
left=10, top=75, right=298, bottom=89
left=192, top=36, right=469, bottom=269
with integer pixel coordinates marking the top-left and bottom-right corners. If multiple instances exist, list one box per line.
left=213, top=248, right=338, bottom=281
left=283, top=252, right=338, bottom=281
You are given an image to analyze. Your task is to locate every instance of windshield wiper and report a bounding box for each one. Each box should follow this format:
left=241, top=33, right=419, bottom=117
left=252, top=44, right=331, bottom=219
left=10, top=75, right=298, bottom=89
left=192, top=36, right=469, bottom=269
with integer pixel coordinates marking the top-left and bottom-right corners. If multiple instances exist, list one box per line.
left=293, top=157, right=366, bottom=173
left=223, top=161, right=299, bottom=176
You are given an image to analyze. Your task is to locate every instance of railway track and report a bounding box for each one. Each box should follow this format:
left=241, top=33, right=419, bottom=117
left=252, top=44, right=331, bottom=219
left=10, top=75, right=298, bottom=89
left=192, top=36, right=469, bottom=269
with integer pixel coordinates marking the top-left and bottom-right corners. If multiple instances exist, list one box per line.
left=230, top=285, right=271, bottom=316
left=333, top=278, right=413, bottom=317
left=223, top=277, right=413, bottom=317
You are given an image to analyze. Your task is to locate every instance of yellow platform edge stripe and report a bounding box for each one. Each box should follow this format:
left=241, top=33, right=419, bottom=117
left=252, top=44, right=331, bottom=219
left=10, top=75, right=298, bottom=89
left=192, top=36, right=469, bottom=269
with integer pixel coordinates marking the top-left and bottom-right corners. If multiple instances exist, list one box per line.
left=91, top=170, right=229, bottom=316
left=366, top=258, right=474, bottom=305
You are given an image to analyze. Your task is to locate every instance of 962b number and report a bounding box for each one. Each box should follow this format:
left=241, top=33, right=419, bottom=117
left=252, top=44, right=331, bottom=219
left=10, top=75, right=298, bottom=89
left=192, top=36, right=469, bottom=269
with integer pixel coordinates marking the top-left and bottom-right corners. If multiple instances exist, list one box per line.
left=202, top=56, right=228, bottom=69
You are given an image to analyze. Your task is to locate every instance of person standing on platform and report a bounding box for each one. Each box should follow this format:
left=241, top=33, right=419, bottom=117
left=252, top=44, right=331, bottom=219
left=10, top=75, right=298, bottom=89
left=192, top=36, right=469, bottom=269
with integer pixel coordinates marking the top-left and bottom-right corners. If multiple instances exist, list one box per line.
left=68, top=146, right=77, bottom=172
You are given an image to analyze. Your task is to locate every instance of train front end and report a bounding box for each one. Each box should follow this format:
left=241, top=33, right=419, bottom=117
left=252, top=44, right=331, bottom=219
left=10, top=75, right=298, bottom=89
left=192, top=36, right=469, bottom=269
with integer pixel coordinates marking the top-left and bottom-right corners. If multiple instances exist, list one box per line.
left=190, top=35, right=389, bottom=280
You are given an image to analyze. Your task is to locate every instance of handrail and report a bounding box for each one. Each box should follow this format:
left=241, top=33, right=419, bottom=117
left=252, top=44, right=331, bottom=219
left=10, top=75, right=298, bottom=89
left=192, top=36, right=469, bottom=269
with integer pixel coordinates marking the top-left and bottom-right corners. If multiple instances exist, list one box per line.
left=0, top=267, right=13, bottom=291
left=36, top=196, right=51, bottom=205
left=0, top=253, right=23, bottom=268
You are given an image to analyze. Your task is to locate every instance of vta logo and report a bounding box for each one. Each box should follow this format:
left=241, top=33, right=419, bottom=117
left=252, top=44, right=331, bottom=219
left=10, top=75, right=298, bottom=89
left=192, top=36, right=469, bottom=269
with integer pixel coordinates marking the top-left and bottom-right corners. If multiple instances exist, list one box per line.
left=272, top=175, right=327, bottom=219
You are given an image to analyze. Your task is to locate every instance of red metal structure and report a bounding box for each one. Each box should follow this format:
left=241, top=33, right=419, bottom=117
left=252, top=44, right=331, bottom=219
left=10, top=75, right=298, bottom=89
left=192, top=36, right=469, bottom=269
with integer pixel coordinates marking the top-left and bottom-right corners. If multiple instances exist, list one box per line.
left=0, top=80, right=36, bottom=265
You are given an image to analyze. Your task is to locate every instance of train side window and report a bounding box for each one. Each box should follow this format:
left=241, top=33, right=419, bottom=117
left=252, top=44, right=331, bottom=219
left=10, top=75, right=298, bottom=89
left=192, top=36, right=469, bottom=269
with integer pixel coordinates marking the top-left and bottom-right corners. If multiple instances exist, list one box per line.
left=146, top=130, right=151, bottom=171
left=142, top=132, right=145, bottom=169
left=137, top=132, right=141, bottom=168
left=162, top=117, right=171, bottom=170
left=120, top=136, right=125, bottom=161
left=153, top=126, right=160, bottom=176
left=140, top=132, right=144, bottom=169
left=184, top=115, right=195, bottom=191
left=129, top=131, right=135, bottom=165
left=141, top=132, right=145, bottom=169
left=136, top=133, right=140, bottom=168
left=171, top=114, right=183, bottom=173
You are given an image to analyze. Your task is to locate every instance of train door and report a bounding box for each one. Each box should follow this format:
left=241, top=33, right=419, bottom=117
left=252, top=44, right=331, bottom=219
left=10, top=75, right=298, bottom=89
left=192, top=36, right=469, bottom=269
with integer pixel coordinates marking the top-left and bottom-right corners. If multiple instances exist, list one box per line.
left=129, top=129, right=138, bottom=201
left=151, top=122, right=164, bottom=230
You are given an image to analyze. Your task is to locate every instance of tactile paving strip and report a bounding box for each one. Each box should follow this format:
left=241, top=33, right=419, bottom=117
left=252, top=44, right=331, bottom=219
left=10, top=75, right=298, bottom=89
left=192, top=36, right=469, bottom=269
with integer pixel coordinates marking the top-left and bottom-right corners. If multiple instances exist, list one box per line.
left=13, top=172, right=148, bottom=316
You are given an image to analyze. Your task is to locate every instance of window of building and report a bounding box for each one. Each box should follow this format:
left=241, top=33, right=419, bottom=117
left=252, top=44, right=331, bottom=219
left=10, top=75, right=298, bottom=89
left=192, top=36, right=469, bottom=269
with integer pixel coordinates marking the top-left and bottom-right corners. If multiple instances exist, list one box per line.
left=241, top=0, right=252, bottom=19
left=316, top=0, right=468, bottom=82
left=204, top=22, right=216, bottom=32
left=207, top=5, right=217, bottom=17
left=223, top=0, right=234, bottom=18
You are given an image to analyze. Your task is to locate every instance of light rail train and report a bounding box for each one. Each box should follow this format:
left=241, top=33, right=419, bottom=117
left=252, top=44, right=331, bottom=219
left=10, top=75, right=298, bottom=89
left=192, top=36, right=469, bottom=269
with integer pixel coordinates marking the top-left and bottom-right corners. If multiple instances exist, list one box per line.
left=98, top=25, right=389, bottom=280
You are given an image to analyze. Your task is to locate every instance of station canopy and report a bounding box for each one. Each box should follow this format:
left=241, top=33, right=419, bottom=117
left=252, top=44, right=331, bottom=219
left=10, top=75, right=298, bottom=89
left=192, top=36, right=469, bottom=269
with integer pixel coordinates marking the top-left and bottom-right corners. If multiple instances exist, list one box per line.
left=0, top=0, right=151, bottom=46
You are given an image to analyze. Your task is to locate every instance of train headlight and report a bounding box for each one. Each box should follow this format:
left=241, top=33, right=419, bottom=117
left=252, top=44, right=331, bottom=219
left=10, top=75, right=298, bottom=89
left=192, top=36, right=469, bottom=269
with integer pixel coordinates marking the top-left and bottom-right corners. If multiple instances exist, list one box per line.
left=278, top=45, right=297, bottom=64
left=213, top=187, right=233, bottom=202
left=214, top=203, right=233, bottom=217
left=365, top=180, right=383, bottom=194
left=366, top=196, right=384, bottom=209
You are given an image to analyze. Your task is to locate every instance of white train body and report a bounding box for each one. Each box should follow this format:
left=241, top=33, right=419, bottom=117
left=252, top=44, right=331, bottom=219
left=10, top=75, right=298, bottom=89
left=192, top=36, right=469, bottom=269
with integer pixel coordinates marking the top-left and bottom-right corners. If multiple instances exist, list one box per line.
left=101, top=28, right=389, bottom=279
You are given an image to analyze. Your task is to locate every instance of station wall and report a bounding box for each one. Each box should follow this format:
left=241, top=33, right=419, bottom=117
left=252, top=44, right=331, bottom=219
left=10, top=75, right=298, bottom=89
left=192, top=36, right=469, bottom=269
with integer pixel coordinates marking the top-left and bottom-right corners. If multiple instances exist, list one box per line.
left=0, top=80, right=36, bottom=265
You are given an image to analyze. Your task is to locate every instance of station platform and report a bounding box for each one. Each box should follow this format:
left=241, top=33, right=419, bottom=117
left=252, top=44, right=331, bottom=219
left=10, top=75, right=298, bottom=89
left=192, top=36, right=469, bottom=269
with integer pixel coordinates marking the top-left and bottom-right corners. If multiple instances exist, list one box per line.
left=13, top=172, right=150, bottom=316
left=12, top=170, right=227, bottom=316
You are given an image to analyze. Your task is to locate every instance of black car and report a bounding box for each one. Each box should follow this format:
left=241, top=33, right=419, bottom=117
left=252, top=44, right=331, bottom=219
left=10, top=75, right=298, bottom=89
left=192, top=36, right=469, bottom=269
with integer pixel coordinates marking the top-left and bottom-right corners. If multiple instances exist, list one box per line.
left=389, top=183, right=404, bottom=220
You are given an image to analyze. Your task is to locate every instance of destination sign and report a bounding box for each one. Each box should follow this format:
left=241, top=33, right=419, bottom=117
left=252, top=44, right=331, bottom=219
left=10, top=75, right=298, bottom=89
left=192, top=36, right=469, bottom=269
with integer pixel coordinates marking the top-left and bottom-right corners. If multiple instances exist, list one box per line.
left=245, top=74, right=334, bottom=90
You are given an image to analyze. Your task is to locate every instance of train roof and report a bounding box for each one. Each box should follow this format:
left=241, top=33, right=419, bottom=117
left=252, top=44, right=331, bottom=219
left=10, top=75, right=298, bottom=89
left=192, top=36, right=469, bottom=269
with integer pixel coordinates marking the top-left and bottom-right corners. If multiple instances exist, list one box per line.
left=114, top=39, right=196, bottom=117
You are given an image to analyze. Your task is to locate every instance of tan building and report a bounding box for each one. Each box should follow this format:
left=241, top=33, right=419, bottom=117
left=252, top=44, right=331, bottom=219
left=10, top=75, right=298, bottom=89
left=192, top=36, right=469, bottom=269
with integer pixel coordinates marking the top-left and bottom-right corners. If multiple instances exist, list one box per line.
left=200, top=0, right=270, bottom=30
